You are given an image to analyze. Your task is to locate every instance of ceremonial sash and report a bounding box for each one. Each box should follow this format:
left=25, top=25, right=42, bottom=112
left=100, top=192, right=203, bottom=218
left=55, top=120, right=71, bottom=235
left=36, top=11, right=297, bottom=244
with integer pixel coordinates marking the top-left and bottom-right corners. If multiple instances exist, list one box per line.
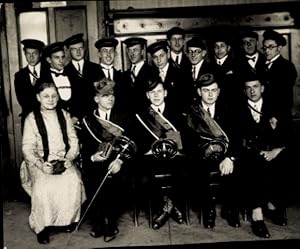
left=82, top=110, right=124, bottom=144
left=187, top=105, right=229, bottom=146
left=136, top=107, right=183, bottom=150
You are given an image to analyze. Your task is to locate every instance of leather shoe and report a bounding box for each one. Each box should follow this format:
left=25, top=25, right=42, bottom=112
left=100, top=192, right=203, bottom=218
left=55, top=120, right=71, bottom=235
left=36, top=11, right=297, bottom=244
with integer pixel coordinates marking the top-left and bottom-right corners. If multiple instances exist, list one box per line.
left=221, top=208, right=240, bottom=227
left=65, top=223, right=77, bottom=233
left=104, top=222, right=119, bottom=242
left=264, top=208, right=287, bottom=226
left=152, top=211, right=169, bottom=229
left=37, top=228, right=49, bottom=244
left=171, top=206, right=184, bottom=224
left=251, top=220, right=271, bottom=238
left=90, top=225, right=104, bottom=238
left=202, top=208, right=216, bottom=228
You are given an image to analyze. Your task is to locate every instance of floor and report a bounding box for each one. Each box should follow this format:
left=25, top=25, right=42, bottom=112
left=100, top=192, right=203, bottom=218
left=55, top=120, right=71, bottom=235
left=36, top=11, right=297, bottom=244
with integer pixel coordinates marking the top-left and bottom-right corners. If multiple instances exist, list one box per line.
left=3, top=199, right=300, bottom=249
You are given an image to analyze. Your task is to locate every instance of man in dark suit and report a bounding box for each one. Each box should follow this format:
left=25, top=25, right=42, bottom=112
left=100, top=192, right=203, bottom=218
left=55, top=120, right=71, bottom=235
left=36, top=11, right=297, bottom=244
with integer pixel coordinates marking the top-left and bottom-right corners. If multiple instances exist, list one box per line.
left=37, top=42, right=78, bottom=122
left=122, top=37, right=155, bottom=111
left=261, top=29, right=297, bottom=121
left=185, top=73, right=241, bottom=229
left=238, top=72, right=290, bottom=238
left=210, top=34, right=242, bottom=107
left=64, top=33, right=102, bottom=120
left=14, top=39, right=47, bottom=129
left=166, top=27, right=190, bottom=72
left=238, top=30, right=266, bottom=77
left=94, top=37, right=124, bottom=108
left=147, top=40, right=188, bottom=111
left=81, top=78, right=136, bottom=242
left=186, top=37, right=212, bottom=103
left=134, top=78, right=186, bottom=230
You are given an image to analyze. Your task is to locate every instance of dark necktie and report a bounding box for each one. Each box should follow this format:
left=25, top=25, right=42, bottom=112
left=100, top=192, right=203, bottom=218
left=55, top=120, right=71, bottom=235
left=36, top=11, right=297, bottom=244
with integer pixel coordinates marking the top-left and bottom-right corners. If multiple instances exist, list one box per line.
left=105, top=112, right=108, bottom=120
left=192, top=66, right=196, bottom=81
left=32, top=66, right=38, bottom=84
left=158, top=108, right=161, bottom=113
left=33, top=66, right=37, bottom=77
left=131, top=65, right=136, bottom=82
left=77, top=62, right=81, bottom=73
left=175, top=55, right=179, bottom=65
left=207, top=107, right=211, bottom=117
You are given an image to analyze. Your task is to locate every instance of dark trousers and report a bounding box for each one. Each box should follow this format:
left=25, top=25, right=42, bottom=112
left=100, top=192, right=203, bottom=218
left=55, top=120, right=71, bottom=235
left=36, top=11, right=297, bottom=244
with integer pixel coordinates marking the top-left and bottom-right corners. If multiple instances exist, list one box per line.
left=134, top=155, right=187, bottom=214
left=240, top=149, right=290, bottom=211
left=189, top=157, right=240, bottom=212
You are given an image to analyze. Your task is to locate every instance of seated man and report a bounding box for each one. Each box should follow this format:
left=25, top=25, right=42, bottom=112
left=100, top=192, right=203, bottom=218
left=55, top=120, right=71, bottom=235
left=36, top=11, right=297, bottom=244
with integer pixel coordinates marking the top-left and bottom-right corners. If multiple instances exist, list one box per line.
left=238, top=72, right=290, bottom=238
left=80, top=78, right=136, bottom=242
left=134, top=78, right=186, bottom=229
left=184, top=73, right=241, bottom=229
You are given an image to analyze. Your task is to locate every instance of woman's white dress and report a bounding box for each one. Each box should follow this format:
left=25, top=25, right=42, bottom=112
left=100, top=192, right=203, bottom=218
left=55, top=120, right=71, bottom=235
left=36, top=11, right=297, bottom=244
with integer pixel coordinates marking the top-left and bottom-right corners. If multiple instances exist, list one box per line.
left=20, top=109, right=86, bottom=234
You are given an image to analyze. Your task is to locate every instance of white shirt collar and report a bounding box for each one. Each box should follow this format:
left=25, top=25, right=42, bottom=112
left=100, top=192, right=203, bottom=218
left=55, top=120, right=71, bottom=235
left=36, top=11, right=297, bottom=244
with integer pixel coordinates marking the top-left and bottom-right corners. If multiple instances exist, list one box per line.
left=216, top=55, right=228, bottom=65
left=248, top=98, right=263, bottom=111
left=193, top=59, right=204, bottom=78
left=98, top=108, right=111, bottom=120
left=72, top=59, right=84, bottom=71
left=131, top=60, right=144, bottom=75
left=151, top=102, right=165, bottom=113
left=171, top=51, right=182, bottom=63
left=100, top=63, right=113, bottom=70
left=202, top=102, right=216, bottom=118
left=28, top=63, right=41, bottom=76
left=267, top=54, right=280, bottom=64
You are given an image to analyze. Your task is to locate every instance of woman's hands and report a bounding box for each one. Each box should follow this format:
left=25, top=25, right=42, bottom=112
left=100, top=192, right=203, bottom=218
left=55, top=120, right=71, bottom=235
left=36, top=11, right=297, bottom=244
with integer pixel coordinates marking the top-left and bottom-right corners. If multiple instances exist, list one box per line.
left=41, top=161, right=53, bottom=174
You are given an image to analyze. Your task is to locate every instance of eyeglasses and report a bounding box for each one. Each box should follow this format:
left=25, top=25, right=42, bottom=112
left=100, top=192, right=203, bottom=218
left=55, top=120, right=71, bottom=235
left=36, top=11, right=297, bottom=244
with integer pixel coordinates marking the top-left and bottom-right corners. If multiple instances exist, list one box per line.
left=188, top=49, right=202, bottom=55
left=262, top=45, right=278, bottom=51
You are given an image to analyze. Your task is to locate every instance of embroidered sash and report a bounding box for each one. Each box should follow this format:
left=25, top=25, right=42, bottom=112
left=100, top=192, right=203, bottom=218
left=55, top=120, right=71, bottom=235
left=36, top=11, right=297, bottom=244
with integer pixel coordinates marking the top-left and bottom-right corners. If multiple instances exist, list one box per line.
left=188, top=105, right=229, bottom=145
left=136, top=107, right=183, bottom=150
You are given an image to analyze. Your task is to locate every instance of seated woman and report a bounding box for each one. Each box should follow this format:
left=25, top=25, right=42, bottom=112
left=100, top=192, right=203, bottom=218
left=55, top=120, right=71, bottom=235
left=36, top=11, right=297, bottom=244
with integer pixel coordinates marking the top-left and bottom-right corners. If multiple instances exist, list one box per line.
left=20, top=81, right=86, bottom=244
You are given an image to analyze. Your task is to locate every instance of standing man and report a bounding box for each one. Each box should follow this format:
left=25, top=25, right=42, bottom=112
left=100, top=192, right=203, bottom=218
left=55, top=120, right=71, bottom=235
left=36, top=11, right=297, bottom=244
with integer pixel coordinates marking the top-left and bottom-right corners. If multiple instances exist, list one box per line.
left=185, top=73, right=241, bottom=229
left=186, top=37, right=212, bottom=103
left=37, top=42, right=77, bottom=123
left=94, top=37, right=123, bottom=107
left=261, top=29, right=297, bottom=121
left=147, top=40, right=187, bottom=111
left=14, top=39, right=47, bottom=128
left=64, top=33, right=102, bottom=120
left=166, top=27, right=190, bottom=72
left=238, top=30, right=266, bottom=78
left=210, top=34, right=242, bottom=106
left=122, top=37, right=155, bottom=111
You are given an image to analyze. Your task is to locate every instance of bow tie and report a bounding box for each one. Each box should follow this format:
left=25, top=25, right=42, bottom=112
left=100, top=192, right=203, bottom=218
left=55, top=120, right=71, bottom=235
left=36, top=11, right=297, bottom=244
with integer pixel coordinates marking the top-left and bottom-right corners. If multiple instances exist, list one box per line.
left=51, top=70, right=66, bottom=77
left=247, top=56, right=256, bottom=62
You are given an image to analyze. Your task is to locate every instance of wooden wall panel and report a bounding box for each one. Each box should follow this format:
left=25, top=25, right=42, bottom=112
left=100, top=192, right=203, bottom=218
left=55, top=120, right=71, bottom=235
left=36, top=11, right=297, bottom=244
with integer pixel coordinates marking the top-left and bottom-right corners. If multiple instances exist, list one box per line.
left=109, top=0, right=297, bottom=10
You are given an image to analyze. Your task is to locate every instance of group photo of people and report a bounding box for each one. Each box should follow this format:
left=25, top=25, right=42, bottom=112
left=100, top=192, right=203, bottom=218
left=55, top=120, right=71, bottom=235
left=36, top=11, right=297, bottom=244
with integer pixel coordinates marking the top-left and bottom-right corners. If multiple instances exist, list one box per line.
left=2, top=1, right=300, bottom=248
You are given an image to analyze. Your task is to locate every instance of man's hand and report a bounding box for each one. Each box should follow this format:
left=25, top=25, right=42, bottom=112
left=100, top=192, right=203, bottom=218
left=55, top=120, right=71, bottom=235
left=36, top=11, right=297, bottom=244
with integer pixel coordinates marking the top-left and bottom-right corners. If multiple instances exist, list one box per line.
left=108, top=159, right=123, bottom=174
left=91, top=151, right=107, bottom=162
left=219, top=157, right=234, bottom=176
left=260, top=148, right=283, bottom=162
